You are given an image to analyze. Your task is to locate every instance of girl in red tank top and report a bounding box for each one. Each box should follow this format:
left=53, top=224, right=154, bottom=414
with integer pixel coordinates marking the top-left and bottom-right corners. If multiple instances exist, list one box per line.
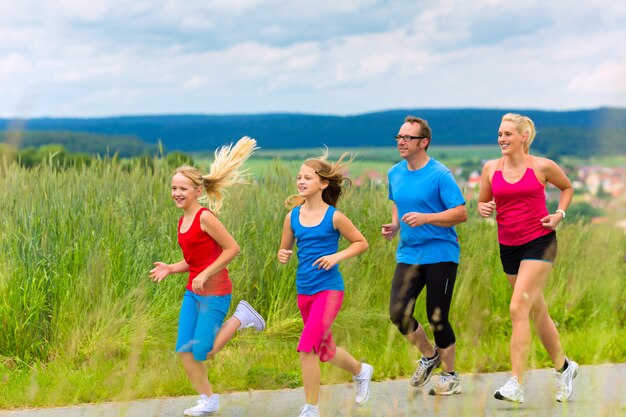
left=149, top=137, right=266, bottom=416
left=478, top=113, right=578, bottom=404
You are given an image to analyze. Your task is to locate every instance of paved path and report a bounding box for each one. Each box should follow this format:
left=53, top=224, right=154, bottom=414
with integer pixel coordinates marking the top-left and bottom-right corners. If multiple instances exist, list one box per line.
left=1, top=364, right=624, bottom=417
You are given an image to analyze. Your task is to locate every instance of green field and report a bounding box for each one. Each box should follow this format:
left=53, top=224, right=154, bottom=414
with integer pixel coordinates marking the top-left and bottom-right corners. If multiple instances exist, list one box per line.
left=0, top=156, right=624, bottom=409
left=196, top=145, right=502, bottom=177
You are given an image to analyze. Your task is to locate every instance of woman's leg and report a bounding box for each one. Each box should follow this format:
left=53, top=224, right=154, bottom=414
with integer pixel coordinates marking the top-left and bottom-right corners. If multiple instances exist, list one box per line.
left=530, top=292, right=565, bottom=369
left=507, top=260, right=553, bottom=382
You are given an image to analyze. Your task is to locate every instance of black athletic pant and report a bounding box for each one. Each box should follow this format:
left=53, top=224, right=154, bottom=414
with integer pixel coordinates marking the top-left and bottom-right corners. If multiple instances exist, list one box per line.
left=389, top=262, right=458, bottom=349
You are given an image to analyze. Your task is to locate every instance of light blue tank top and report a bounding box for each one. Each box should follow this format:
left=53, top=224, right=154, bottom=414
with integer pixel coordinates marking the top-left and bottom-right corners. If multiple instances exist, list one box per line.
left=291, top=205, right=344, bottom=295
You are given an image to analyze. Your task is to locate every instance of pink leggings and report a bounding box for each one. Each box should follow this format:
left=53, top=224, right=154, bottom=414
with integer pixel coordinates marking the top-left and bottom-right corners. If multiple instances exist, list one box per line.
left=297, top=290, right=344, bottom=362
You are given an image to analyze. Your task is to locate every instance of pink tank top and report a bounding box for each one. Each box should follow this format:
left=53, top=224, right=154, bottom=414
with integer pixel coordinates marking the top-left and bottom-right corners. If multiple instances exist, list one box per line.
left=491, top=157, right=551, bottom=246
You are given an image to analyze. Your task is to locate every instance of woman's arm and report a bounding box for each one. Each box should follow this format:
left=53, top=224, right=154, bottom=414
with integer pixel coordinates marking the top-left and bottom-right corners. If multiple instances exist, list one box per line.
left=537, top=157, right=574, bottom=229
left=478, top=159, right=497, bottom=218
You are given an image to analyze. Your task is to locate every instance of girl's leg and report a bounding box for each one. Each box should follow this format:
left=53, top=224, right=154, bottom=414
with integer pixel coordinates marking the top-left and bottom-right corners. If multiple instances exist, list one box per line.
left=208, top=299, right=266, bottom=359
left=192, top=294, right=231, bottom=361
left=297, top=291, right=344, bottom=405
left=328, top=347, right=361, bottom=375
left=530, top=293, right=565, bottom=369
left=507, top=260, right=553, bottom=382
left=206, top=317, right=240, bottom=359
left=180, top=352, right=213, bottom=396
left=300, top=350, right=322, bottom=405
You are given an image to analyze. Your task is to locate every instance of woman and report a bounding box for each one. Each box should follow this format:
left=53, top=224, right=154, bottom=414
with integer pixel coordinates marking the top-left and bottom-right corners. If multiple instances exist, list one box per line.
left=478, top=113, right=578, bottom=403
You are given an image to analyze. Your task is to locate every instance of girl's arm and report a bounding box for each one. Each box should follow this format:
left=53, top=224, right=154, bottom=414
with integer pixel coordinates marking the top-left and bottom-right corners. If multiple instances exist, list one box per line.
left=478, top=159, right=497, bottom=218
left=537, top=157, right=574, bottom=229
left=150, top=259, right=190, bottom=282
left=192, top=210, right=241, bottom=292
left=277, top=211, right=295, bottom=264
left=313, top=211, right=368, bottom=271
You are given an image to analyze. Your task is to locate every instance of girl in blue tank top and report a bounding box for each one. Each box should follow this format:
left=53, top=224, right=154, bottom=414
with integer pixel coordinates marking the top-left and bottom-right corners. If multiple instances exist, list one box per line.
left=277, top=150, right=373, bottom=417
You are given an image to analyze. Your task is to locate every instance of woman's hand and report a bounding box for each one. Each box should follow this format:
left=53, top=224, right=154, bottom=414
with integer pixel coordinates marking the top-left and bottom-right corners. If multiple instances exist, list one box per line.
left=478, top=200, right=496, bottom=218
left=540, top=212, right=563, bottom=230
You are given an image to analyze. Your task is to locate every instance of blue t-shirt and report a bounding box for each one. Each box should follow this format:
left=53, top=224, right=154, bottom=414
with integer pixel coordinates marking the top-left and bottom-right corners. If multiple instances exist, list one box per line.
left=388, top=158, right=465, bottom=265
left=290, top=205, right=344, bottom=295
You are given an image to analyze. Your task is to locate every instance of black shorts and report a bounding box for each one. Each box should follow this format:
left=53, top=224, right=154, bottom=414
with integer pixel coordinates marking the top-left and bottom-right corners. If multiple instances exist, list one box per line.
left=499, top=231, right=557, bottom=275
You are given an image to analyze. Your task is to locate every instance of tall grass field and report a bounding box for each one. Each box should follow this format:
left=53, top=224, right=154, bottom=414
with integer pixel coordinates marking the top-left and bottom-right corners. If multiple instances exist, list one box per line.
left=0, top=156, right=624, bottom=409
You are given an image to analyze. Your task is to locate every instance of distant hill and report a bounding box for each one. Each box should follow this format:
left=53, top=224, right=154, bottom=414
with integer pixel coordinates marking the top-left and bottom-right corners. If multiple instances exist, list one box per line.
left=0, top=130, right=153, bottom=157
left=1, top=107, right=625, bottom=157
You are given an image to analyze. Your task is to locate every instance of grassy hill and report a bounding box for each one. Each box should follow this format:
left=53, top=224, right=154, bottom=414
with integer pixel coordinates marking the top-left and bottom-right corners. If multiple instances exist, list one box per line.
left=1, top=107, right=625, bottom=157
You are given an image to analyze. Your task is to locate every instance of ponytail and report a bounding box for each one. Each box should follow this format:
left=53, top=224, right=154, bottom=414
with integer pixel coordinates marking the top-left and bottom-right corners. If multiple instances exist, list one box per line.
left=176, top=136, right=258, bottom=213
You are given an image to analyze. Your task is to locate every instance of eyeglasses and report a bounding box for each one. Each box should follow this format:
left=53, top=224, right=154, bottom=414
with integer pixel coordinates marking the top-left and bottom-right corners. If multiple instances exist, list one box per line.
left=394, top=135, right=427, bottom=143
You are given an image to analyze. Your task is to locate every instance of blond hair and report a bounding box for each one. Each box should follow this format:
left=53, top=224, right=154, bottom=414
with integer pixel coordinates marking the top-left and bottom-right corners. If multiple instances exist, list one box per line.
left=175, top=136, right=257, bottom=213
left=501, top=113, right=536, bottom=154
left=285, top=148, right=353, bottom=209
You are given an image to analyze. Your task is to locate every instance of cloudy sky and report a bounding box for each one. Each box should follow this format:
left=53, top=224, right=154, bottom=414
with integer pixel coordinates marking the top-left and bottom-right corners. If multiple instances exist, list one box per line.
left=1, top=0, right=625, bottom=117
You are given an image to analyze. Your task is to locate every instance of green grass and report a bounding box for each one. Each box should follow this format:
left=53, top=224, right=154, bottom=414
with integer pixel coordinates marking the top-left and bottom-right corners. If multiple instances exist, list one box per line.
left=0, top=156, right=624, bottom=409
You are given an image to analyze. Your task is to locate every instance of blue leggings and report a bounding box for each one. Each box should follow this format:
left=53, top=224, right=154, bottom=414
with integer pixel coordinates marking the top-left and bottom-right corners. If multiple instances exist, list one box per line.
left=176, top=290, right=232, bottom=361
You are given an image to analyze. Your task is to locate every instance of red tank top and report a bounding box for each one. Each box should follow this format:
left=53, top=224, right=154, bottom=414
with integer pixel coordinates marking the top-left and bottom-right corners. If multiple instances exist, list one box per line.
left=178, top=207, right=232, bottom=296
left=492, top=157, right=551, bottom=246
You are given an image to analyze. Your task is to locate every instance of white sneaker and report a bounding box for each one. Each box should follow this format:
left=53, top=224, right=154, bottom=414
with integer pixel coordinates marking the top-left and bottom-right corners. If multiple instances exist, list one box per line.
left=494, top=376, right=524, bottom=403
left=233, top=300, right=266, bottom=331
left=184, top=394, right=219, bottom=416
left=297, top=404, right=320, bottom=417
left=429, top=372, right=461, bottom=396
left=353, top=363, right=373, bottom=405
left=556, top=359, right=579, bottom=402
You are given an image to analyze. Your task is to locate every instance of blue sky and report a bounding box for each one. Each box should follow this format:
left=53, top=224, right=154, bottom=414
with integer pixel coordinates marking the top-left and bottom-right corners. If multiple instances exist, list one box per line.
left=1, top=0, right=625, bottom=117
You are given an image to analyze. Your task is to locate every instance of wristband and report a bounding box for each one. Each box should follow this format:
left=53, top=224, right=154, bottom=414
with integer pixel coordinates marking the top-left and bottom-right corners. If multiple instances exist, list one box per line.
left=555, top=209, right=566, bottom=219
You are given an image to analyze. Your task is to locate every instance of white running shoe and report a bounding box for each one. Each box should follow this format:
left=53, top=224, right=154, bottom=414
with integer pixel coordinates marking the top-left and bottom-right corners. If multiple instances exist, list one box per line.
left=184, top=394, right=219, bottom=416
left=556, top=359, right=579, bottom=402
left=494, top=376, right=524, bottom=403
left=353, top=363, right=373, bottom=405
left=297, top=404, right=320, bottom=417
left=429, top=372, right=462, bottom=396
left=410, top=351, right=441, bottom=387
left=233, top=300, right=266, bottom=331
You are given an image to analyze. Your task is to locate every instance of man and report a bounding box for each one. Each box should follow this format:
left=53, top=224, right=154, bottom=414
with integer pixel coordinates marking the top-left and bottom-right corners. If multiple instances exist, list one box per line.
left=382, top=116, right=467, bottom=395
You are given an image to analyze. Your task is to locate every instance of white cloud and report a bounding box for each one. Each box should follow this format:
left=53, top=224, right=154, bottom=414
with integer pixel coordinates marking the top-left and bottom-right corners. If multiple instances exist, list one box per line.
left=568, top=60, right=626, bottom=95
left=0, top=0, right=625, bottom=117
